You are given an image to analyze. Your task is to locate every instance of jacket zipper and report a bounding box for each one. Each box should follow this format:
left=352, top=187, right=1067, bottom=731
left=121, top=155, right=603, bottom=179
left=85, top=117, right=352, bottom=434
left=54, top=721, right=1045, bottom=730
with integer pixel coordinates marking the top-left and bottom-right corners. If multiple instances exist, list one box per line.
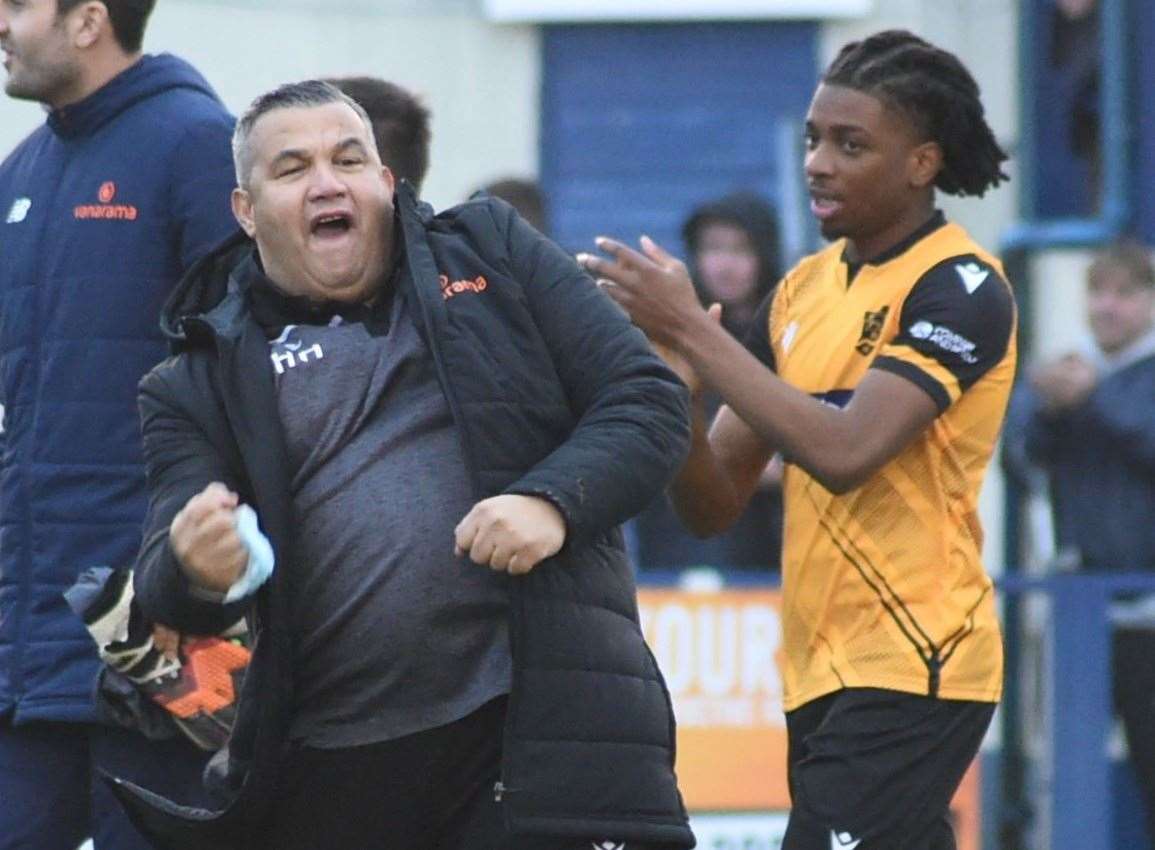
left=398, top=194, right=520, bottom=822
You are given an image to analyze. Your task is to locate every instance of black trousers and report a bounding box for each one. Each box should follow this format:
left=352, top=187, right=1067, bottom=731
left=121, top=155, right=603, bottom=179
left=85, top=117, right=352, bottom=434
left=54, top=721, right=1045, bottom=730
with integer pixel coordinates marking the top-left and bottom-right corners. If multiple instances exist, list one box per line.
left=781, top=688, right=994, bottom=850
left=264, top=697, right=667, bottom=850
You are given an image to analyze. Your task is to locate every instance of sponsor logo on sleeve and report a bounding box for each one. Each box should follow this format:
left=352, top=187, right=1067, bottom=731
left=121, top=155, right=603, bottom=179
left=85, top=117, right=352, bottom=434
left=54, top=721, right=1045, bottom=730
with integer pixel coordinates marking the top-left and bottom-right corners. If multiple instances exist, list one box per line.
left=909, top=320, right=978, bottom=363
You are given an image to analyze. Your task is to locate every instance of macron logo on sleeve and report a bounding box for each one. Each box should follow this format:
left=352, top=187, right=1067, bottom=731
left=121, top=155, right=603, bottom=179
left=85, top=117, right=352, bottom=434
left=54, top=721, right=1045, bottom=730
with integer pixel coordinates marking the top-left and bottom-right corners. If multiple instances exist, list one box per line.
left=955, top=261, right=990, bottom=294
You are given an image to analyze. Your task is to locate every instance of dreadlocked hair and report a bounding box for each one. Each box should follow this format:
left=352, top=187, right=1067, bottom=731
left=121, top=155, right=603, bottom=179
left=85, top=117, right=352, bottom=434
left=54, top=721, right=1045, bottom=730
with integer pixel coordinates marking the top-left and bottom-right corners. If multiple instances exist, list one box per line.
left=823, top=30, right=1009, bottom=198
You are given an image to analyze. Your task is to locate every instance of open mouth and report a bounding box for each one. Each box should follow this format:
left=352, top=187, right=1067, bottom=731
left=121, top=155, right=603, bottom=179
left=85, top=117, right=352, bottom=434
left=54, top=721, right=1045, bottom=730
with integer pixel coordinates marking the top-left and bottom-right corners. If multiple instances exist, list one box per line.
left=809, top=195, right=843, bottom=221
left=310, top=212, right=354, bottom=239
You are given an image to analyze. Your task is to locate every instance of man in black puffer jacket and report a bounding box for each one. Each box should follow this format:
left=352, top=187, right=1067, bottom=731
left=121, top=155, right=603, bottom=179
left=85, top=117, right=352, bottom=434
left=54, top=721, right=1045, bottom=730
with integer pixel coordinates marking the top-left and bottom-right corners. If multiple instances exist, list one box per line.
left=111, top=80, right=694, bottom=850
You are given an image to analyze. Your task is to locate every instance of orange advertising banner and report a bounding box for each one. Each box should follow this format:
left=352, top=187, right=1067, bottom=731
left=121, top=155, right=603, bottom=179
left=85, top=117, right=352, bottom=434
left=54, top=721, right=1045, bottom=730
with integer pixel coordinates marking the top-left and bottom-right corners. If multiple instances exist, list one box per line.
left=639, top=588, right=790, bottom=810
left=638, top=586, right=981, bottom=850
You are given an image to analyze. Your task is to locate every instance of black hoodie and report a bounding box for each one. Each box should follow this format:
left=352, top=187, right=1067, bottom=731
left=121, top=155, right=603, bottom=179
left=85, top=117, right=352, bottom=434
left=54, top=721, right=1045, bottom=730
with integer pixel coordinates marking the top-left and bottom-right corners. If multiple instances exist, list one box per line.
left=682, top=191, right=782, bottom=337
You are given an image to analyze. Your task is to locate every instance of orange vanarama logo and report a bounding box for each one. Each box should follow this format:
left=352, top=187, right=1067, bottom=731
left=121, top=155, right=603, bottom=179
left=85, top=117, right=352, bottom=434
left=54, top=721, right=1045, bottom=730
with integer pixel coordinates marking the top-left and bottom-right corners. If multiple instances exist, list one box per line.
left=440, top=273, right=488, bottom=301
left=74, top=180, right=138, bottom=221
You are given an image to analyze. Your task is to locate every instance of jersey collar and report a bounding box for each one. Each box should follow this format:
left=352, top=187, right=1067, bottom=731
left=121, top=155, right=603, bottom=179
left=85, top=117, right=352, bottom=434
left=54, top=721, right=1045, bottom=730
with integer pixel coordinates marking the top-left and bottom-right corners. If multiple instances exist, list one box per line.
left=844, top=210, right=947, bottom=284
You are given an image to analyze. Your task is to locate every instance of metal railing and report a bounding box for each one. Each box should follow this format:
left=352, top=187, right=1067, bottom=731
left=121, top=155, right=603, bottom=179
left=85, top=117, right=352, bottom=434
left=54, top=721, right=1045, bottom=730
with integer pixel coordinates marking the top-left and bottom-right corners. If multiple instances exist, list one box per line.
left=995, top=571, right=1155, bottom=850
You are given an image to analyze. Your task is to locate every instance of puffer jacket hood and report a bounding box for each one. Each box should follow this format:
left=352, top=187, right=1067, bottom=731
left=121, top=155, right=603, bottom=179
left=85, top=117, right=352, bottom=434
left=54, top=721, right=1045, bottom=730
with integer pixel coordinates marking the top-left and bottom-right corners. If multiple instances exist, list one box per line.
left=159, top=230, right=253, bottom=348
left=48, top=53, right=221, bottom=140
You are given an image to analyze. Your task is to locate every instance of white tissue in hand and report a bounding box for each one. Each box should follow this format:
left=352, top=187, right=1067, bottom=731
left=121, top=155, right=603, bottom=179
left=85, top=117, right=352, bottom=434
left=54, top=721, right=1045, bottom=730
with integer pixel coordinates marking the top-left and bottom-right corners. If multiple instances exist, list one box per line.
left=223, top=504, right=276, bottom=603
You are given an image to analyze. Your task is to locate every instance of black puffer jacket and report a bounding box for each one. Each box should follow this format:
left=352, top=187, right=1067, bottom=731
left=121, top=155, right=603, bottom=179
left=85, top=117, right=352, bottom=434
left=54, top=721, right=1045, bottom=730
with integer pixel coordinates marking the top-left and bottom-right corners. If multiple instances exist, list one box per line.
left=112, top=187, right=695, bottom=849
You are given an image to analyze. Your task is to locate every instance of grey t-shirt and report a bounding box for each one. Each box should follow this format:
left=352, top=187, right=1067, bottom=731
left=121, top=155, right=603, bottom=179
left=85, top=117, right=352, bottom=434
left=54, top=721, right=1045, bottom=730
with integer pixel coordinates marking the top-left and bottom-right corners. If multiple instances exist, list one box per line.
left=269, top=294, right=511, bottom=748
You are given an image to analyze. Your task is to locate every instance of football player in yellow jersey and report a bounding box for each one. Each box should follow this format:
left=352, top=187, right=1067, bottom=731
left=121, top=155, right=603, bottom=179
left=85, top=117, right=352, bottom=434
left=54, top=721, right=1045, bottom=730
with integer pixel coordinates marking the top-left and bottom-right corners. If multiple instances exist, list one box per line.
left=580, top=30, right=1014, bottom=850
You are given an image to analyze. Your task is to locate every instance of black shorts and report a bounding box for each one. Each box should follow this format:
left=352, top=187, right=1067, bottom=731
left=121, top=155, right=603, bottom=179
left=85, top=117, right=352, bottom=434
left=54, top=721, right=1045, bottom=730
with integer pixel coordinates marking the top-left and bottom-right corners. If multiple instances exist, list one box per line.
left=264, top=696, right=674, bottom=850
left=782, top=688, right=994, bottom=850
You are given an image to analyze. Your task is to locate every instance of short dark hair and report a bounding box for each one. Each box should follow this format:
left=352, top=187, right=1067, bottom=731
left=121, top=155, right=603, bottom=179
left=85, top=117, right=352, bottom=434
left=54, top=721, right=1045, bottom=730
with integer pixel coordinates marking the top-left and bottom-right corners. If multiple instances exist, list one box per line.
left=232, top=80, right=374, bottom=188
left=1089, top=240, right=1155, bottom=290
left=479, top=178, right=548, bottom=234
left=822, top=29, right=1009, bottom=198
left=326, top=77, right=431, bottom=193
left=57, top=0, right=156, bottom=54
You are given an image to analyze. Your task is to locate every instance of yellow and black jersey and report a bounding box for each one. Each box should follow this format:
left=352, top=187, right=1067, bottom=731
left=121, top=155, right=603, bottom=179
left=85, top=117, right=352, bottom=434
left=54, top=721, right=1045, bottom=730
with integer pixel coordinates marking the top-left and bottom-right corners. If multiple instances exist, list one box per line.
left=745, top=212, right=1016, bottom=710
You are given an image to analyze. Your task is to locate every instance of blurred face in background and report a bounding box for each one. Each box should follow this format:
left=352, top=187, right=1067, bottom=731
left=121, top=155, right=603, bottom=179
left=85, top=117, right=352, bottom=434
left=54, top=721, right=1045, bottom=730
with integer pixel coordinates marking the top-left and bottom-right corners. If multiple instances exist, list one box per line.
left=1087, top=261, right=1155, bottom=355
left=693, top=221, right=761, bottom=307
left=0, top=0, right=83, bottom=106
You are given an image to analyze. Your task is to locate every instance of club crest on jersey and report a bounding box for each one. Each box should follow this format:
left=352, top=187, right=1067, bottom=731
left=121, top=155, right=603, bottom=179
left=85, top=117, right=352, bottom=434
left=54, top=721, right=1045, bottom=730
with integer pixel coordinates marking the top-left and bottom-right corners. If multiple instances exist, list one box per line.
left=855, top=306, right=889, bottom=356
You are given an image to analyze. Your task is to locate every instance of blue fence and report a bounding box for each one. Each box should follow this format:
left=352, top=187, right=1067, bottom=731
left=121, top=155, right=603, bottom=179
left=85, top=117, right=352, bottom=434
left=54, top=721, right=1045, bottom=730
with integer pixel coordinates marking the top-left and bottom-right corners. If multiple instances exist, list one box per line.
left=995, top=571, right=1155, bottom=850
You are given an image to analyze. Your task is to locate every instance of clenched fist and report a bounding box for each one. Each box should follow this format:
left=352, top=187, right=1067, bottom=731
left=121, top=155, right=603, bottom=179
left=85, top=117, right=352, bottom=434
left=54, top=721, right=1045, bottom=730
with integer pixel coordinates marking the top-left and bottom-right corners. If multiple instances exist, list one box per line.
left=1032, top=352, right=1098, bottom=413
left=170, top=482, right=248, bottom=593
left=454, top=494, right=566, bottom=575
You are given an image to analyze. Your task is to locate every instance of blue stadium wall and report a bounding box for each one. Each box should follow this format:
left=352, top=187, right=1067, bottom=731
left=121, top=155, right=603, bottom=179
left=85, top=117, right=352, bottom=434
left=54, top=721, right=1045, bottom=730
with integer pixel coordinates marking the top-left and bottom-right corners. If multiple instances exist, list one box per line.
left=1025, top=0, right=1096, bottom=218
left=1027, top=0, right=1155, bottom=242
left=1137, top=0, right=1155, bottom=243
left=539, top=22, right=818, bottom=257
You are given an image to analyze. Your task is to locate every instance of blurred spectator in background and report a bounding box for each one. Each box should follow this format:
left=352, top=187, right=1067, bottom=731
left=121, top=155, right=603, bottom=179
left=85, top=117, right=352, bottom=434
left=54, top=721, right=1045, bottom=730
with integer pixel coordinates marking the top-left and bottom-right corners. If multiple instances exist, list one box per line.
left=326, top=76, right=431, bottom=193
left=477, top=177, right=549, bottom=234
left=1003, top=239, right=1155, bottom=844
left=630, top=192, right=784, bottom=573
left=0, top=0, right=236, bottom=847
left=684, top=192, right=780, bottom=338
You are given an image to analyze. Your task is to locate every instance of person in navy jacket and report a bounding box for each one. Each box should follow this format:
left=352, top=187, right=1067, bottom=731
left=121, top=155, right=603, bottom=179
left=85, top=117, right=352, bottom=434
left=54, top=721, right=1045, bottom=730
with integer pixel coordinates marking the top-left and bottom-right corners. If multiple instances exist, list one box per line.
left=1003, top=240, right=1155, bottom=842
left=0, top=1, right=237, bottom=848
